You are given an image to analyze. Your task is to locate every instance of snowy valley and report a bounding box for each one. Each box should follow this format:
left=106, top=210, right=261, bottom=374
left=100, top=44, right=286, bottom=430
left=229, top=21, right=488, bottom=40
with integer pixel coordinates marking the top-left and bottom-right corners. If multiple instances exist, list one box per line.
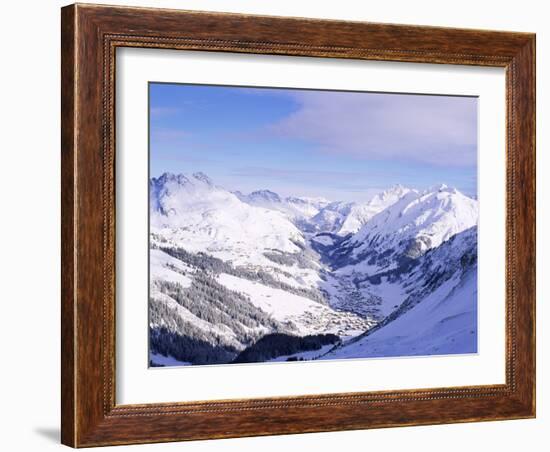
left=149, top=172, right=478, bottom=366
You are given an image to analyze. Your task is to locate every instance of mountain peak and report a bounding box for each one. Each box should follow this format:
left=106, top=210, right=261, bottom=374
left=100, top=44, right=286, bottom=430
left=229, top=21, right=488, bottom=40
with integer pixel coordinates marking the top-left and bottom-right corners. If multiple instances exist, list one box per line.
left=192, top=172, right=213, bottom=186
left=154, top=172, right=188, bottom=185
left=153, top=172, right=214, bottom=188
left=344, top=183, right=478, bottom=266
left=247, top=189, right=282, bottom=203
left=387, top=183, right=406, bottom=192
left=377, top=184, right=411, bottom=199
left=426, top=183, right=457, bottom=194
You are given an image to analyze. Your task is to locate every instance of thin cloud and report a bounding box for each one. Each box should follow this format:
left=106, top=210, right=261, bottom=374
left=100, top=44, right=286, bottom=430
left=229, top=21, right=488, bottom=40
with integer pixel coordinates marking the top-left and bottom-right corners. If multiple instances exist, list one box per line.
left=269, top=91, right=477, bottom=167
left=230, top=166, right=391, bottom=194
left=232, top=166, right=368, bottom=182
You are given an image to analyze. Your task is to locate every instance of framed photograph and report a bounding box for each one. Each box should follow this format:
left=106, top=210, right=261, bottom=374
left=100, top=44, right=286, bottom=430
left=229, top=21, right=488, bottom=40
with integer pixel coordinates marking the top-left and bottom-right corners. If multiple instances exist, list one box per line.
left=61, top=3, right=536, bottom=447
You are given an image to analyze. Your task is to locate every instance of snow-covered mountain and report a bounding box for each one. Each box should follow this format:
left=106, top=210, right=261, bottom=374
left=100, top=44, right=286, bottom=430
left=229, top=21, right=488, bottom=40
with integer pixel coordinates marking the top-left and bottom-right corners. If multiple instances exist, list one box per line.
left=234, top=184, right=413, bottom=237
left=149, top=173, right=375, bottom=365
left=323, top=227, right=478, bottom=359
left=331, top=184, right=478, bottom=272
left=309, top=201, right=354, bottom=234
left=323, top=268, right=477, bottom=359
left=338, top=185, right=412, bottom=235
left=235, top=189, right=330, bottom=224
left=306, top=185, right=411, bottom=236
left=150, top=172, right=332, bottom=304
left=148, top=172, right=478, bottom=366
left=150, top=173, right=304, bottom=265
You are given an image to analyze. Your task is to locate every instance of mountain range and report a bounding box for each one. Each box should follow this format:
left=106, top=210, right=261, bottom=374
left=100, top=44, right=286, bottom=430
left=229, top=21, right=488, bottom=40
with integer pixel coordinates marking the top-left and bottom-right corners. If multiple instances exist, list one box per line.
left=149, top=172, right=478, bottom=366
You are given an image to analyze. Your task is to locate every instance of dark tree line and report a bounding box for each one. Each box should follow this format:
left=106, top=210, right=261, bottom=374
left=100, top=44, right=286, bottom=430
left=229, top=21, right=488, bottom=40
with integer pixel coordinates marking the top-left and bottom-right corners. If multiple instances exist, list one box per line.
left=159, top=245, right=328, bottom=305
left=150, top=325, right=238, bottom=365
left=150, top=272, right=299, bottom=365
left=148, top=239, right=341, bottom=365
left=156, top=274, right=284, bottom=337
left=149, top=295, right=241, bottom=364
left=233, top=333, right=339, bottom=363
left=262, top=239, right=320, bottom=271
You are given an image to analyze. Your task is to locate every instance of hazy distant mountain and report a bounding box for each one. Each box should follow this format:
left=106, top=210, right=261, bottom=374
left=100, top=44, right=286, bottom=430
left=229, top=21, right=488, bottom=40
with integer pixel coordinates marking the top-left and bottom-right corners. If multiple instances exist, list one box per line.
left=235, top=189, right=330, bottom=223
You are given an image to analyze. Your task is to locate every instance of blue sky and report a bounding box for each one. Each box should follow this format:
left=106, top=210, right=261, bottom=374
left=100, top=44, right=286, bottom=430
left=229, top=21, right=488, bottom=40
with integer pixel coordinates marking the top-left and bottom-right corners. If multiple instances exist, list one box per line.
left=149, top=83, right=477, bottom=201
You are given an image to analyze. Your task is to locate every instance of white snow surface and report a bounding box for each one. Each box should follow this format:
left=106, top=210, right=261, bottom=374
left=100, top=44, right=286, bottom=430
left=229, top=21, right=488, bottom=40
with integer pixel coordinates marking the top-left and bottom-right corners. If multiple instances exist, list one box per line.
left=338, top=185, right=412, bottom=235
left=150, top=173, right=305, bottom=268
left=311, top=234, right=336, bottom=246
left=237, top=189, right=330, bottom=221
left=346, top=184, right=478, bottom=265
left=309, top=201, right=353, bottom=233
left=148, top=172, right=478, bottom=364
left=150, top=353, right=191, bottom=367
left=217, top=273, right=373, bottom=337
left=323, top=268, right=478, bottom=359
left=150, top=249, right=193, bottom=288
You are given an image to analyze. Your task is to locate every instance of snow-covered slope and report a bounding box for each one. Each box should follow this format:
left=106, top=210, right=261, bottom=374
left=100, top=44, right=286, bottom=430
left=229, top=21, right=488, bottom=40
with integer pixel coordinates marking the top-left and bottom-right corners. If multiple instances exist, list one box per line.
left=150, top=248, right=193, bottom=289
left=149, top=173, right=378, bottom=365
left=217, top=273, right=373, bottom=337
left=321, top=226, right=478, bottom=360
left=235, top=184, right=414, bottom=238
left=309, top=201, right=354, bottom=234
left=236, top=189, right=330, bottom=223
left=149, top=172, right=478, bottom=366
left=338, top=185, right=412, bottom=235
left=323, top=218, right=477, bottom=320
left=332, top=184, right=478, bottom=272
left=322, top=266, right=477, bottom=359
left=307, top=185, right=411, bottom=236
left=149, top=249, right=282, bottom=366
left=150, top=173, right=305, bottom=267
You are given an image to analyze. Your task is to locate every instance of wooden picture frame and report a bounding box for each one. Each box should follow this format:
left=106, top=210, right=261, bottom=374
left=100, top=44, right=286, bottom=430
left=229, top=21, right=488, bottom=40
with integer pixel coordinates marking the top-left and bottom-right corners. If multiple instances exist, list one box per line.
left=61, top=3, right=535, bottom=447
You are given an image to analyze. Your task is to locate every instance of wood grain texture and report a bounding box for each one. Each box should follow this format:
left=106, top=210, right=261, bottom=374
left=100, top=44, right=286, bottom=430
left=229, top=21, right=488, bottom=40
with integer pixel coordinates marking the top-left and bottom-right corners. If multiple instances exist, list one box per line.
left=60, top=5, right=76, bottom=447
left=60, top=3, right=536, bottom=447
